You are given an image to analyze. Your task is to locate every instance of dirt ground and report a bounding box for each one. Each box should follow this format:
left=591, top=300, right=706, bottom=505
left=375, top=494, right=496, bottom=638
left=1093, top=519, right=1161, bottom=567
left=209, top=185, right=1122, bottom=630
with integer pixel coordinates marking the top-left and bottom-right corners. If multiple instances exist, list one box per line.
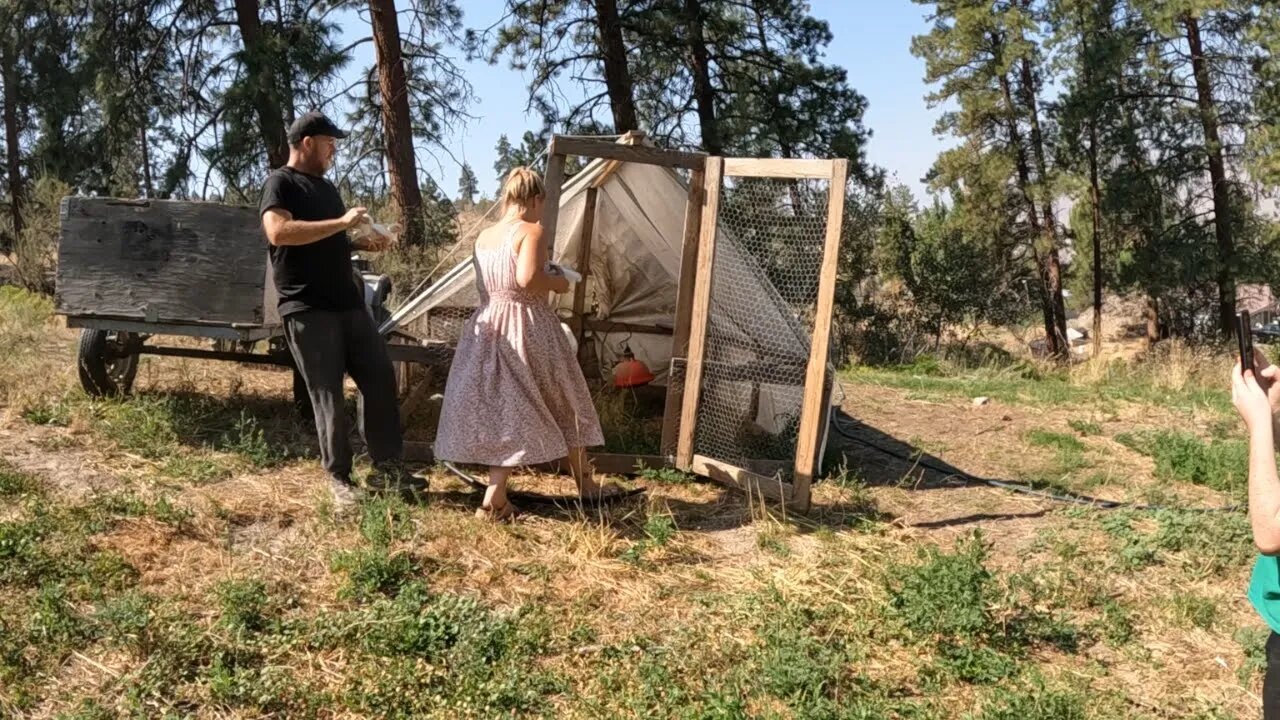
left=0, top=303, right=1265, bottom=718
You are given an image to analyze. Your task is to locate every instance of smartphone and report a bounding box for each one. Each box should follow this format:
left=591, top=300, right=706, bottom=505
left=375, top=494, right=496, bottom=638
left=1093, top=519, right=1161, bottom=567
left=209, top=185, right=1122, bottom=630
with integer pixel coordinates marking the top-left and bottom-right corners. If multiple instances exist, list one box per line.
left=1238, top=309, right=1255, bottom=373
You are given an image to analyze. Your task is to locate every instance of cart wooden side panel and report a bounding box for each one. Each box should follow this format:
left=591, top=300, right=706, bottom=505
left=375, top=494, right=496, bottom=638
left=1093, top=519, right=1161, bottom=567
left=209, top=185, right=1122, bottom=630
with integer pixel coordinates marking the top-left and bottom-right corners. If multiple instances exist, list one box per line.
left=55, top=197, right=276, bottom=326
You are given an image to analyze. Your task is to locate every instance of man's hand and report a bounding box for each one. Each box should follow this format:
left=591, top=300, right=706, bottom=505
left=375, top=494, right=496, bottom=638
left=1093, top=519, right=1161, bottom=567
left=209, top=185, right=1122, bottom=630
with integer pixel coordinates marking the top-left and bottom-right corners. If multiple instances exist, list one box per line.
left=342, top=206, right=369, bottom=229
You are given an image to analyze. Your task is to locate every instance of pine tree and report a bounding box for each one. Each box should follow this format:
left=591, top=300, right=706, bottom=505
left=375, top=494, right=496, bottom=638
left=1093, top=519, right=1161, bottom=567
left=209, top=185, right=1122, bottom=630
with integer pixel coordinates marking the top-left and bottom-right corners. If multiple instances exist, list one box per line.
left=481, top=0, right=640, bottom=133
left=912, top=0, right=1069, bottom=358
left=493, top=130, right=550, bottom=187
left=457, top=163, right=478, bottom=207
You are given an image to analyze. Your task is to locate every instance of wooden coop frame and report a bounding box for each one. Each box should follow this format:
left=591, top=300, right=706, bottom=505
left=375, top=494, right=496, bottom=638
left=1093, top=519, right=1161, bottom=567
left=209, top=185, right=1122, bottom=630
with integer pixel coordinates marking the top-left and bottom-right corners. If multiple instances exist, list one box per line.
left=541, top=134, right=848, bottom=512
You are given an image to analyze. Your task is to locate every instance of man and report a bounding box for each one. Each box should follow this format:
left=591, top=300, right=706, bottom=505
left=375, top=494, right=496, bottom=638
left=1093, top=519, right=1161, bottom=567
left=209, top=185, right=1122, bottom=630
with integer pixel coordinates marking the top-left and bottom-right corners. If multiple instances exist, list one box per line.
left=259, top=111, right=424, bottom=508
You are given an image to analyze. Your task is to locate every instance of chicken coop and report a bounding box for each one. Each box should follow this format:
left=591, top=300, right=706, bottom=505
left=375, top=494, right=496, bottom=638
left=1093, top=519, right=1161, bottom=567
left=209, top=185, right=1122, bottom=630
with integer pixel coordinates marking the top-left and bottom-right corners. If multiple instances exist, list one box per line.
left=388, top=133, right=847, bottom=510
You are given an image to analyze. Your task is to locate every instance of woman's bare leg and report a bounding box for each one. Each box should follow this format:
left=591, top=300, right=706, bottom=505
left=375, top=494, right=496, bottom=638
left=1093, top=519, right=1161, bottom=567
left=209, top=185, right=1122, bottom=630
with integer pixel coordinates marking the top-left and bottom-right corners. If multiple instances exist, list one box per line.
left=484, top=466, right=512, bottom=512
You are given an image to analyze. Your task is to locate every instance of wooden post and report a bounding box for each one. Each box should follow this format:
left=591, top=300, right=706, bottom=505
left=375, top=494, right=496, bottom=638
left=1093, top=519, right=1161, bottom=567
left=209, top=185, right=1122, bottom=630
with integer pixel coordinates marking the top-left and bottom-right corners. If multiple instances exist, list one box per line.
left=572, top=187, right=599, bottom=342
left=541, top=143, right=566, bottom=254
left=660, top=166, right=706, bottom=458
left=791, top=159, right=848, bottom=512
left=676, top=157, right=723, bottom=470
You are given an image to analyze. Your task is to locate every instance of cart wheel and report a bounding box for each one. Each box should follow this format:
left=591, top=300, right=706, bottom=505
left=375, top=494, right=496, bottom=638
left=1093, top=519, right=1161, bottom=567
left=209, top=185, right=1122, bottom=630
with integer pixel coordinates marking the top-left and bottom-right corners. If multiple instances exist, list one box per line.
left=292, top=367, right=313, bottom=422
left=78, top=329, right=140, bottom=397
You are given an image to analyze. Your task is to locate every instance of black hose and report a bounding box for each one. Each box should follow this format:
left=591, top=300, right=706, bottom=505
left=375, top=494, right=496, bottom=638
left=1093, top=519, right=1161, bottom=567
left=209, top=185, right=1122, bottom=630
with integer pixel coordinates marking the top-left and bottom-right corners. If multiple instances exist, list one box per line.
left=828, top=416, right=1242, bottom=514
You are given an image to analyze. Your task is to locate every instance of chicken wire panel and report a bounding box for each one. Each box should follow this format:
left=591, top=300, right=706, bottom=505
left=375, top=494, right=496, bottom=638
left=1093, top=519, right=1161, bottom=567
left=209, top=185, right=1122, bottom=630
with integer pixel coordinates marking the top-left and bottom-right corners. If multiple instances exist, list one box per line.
left=415, top=306, right=474, bottom=345
left=692, top=176, right=831, bottom=475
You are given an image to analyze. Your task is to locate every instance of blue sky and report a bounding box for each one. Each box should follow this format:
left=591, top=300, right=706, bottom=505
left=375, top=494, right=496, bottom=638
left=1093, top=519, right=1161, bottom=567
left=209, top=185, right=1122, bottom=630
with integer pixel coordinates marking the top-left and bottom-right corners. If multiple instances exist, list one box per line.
left=335, top=1, right=949, bottom=202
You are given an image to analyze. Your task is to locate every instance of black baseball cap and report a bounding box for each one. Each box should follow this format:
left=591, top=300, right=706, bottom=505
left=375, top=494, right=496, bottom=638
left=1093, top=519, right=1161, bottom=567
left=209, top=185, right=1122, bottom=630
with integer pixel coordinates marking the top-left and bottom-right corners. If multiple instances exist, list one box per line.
left=286, top=111, right=348, bottom=145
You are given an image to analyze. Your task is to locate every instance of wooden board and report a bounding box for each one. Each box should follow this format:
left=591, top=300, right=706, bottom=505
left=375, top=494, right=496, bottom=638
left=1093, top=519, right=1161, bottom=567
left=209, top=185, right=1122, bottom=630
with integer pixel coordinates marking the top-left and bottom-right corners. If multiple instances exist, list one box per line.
left=722, top=158, right=835, bottom=179
left=692, top=455, right=793, bottom=504
left=535, top=453, right=668, bottom=476
left=541, top=151, right=566, bottom=256
left=676, top=158, right=724, bottom=469
left=64, top=316, right=281, bottom=342
left=401, top=442, right=664, bottom=478
left=661, top=167, right=706, bottom=457
left=553, top=136, right=707, bottom=170
left=572, top=187, right=598, bottom=348
left=577, top=319, right=673, bottom=336
left=444, top=462, right=647, bottom=507
left=56, top=197, right=272, bottom=325
left=790, top=159, right=849, bottom=512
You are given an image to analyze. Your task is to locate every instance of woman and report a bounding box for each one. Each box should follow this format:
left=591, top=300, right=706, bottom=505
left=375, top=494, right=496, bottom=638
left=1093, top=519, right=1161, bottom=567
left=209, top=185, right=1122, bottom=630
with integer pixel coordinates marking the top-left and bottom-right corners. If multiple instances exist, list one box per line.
left=1231, top=349, right=1280, bottom=718
left=435, top=166, right=608, bottom=521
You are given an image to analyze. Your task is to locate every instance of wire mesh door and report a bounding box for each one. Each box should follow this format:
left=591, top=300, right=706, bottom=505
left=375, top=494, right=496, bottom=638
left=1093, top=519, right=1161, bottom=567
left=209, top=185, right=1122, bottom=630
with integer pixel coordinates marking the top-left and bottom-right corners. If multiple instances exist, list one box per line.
left=676, top=158, right=848, bottom=511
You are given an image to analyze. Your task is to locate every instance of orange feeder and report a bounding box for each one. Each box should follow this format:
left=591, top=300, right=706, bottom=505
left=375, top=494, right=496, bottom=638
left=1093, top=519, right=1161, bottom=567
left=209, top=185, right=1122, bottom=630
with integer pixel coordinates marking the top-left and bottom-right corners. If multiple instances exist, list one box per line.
left=612, top=345, right=655, bottom=388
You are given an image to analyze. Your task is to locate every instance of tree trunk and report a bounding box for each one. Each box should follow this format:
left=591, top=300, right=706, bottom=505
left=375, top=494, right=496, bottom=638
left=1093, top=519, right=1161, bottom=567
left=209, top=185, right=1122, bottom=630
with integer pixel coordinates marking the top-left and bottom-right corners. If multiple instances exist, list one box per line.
left=1019, top=56, right=1068, bottom=359
left=1183, top=14, right=1235, bottom=337
left=1, top=34, right=23, bottom=254
left=1089, top=125, right=1103, bottom=359
left=140, top=125, right=154, bottom=198
left=0, top=36, right=21, bottom=254
left=0, top=35, right=21, bottom=255
left=999, top=70, right=1059, bottom=357
left=1081, top=24, right=1103, bottom=360
left=1145, top=295, right=1160, bottom=346
left=233, top=0, right=288, bottom=170
left=683, top=0, right=722, bottom=155
left=593, top=0, right=638, bottom=134
left=370, top=0, right=426, bottom=246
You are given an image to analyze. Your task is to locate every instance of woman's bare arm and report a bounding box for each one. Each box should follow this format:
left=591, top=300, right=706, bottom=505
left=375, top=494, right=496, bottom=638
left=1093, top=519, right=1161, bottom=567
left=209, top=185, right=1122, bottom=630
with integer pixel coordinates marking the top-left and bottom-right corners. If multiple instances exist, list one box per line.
left=514, top=223, right=570, bottom=294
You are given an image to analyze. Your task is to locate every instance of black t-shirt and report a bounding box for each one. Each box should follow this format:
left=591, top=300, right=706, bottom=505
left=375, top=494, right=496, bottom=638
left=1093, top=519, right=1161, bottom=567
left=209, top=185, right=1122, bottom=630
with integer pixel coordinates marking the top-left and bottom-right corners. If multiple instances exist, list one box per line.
left=259, top=166, right=363, bottom=317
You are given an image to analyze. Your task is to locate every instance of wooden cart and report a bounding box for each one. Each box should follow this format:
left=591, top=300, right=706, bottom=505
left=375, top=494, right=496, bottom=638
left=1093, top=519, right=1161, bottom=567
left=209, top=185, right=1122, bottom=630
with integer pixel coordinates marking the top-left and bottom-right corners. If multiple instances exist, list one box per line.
left=53, top=197, right=449, bottom=418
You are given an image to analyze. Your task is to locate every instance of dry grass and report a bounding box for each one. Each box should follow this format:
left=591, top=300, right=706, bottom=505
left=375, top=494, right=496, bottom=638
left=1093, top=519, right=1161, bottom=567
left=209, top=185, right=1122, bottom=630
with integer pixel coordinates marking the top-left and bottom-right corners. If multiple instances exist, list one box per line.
left=0, top=284, right=1269, bottom=719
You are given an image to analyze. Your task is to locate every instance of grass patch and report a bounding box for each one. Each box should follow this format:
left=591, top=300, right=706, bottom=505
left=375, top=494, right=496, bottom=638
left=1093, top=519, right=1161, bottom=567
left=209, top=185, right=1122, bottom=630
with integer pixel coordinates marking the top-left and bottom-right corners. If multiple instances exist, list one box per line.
left=1026, top=429, right=1092, bottom=477
left=637, top=465, right=695, bottom=485
left=1094, top=598, right=1136, bottom=648
left=358, top=495, right=415, bottom=547
left=160, top=454, right=233, bottom=485
left=21, top=396, right=72, bottom=426
left=89, top=393, right=305, bottom=468
left=846, top=351, right=1231, bottom=416
left=1114, top=430, right=1245, bottom=493
left=971, top=681, right=1089, bottom=720
left=215, top=579, right=277, bottom=634
left=621, top=512, right=678, bottom=566
left=889, top=533, right=994, bottom=640
left=1098, top=509, right=1252, bottom=576
left=1168, top=592, right=1219, bottom=630
left=1067, top=419, right=1102, bottom=436
left=0, top=463, right=40, bottom=498
left=330, top=546, right=420, bottom=601
left=887, top=531, right=1084, bottom=688
left=1236, top=627, right=1269, bottom=686
left=1027, top=430, right=1087, bottom=454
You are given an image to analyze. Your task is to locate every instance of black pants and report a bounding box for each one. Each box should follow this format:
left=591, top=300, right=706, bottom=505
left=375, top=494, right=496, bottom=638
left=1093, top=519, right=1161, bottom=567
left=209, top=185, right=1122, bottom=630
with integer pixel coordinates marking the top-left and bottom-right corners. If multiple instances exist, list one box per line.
left=1267, top=632, right=1280, bottom=720
left=284, top=308, right=402, bottom=481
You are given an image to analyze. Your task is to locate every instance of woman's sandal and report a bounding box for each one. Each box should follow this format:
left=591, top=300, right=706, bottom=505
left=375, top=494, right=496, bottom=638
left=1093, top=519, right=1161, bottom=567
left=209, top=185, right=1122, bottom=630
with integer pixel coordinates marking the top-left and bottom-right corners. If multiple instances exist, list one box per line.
left=476, top=499, right=520, bottom=523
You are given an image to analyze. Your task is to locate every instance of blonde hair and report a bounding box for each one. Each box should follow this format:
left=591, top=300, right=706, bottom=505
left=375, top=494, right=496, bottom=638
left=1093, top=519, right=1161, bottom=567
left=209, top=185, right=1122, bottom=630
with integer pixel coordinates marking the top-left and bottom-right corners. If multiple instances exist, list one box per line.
left=500, top=166, right=545, bottom=210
